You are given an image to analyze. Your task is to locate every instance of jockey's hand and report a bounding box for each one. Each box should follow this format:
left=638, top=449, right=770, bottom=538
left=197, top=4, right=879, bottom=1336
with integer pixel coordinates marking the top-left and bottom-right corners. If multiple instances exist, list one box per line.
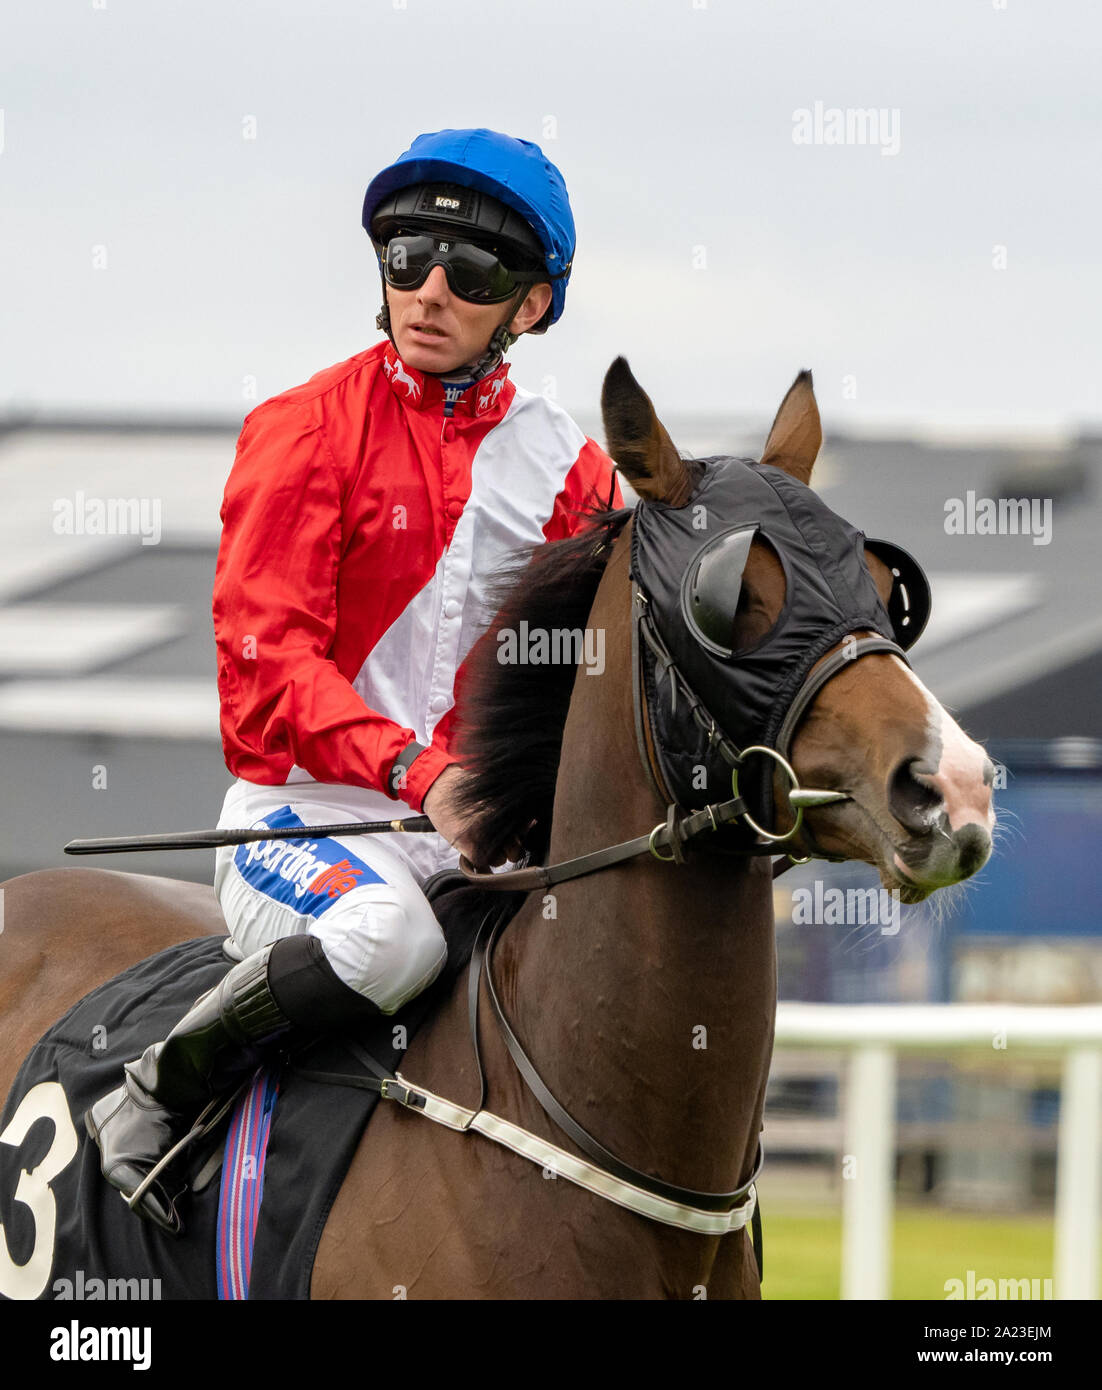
left=422, top=765, right=516, bottom=871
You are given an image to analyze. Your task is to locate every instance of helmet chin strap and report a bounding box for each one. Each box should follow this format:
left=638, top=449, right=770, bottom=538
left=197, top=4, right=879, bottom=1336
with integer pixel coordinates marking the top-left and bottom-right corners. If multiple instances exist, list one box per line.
left=376, top=283, right=527, bottom=379
left=488, top=287, right=527, bottom=356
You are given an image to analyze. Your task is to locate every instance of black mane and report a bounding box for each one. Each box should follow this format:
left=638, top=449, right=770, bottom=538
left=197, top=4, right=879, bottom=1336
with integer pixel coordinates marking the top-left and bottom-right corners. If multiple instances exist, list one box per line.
left=453, top=506, right=633, bottom=865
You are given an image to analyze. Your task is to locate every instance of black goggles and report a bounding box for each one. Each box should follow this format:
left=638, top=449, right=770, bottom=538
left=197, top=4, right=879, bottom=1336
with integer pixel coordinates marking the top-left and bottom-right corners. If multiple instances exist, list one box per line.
left=382, top=234, right=543, bottom=304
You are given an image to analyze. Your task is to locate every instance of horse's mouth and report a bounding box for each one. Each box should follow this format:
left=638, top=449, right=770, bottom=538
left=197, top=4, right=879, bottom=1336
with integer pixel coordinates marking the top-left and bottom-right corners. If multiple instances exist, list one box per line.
left=800, top=796, right=973, bottom=904
left=878, top=863, right=933, bottom=905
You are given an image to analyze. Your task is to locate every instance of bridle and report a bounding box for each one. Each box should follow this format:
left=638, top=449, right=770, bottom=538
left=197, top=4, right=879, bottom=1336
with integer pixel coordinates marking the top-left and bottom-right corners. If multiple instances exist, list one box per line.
left=628, top=579, right=909, bottom=870
left=445, top=516, right=914, bottom=1250
left=460, top=547, right=910, bottom=892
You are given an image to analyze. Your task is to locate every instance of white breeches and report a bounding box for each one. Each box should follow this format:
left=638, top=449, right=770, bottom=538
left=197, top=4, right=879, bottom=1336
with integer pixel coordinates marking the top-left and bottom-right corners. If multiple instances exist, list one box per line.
left=213, top=782, right=457, bottom=1015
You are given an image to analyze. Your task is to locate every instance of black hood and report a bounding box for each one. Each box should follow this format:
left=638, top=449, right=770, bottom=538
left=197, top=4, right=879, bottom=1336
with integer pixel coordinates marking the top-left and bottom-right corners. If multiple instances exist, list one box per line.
left=630, top=456, right=929, bottom=814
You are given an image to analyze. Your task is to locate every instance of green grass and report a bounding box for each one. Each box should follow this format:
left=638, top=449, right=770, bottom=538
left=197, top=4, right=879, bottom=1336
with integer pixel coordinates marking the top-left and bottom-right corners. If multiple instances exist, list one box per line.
left=762, top=1208, right=1079, bottom=1300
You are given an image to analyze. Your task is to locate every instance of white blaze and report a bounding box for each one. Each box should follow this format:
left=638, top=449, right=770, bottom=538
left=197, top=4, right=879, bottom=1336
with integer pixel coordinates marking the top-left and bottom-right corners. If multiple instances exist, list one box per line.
left=893, top=658, right=995, bottom=835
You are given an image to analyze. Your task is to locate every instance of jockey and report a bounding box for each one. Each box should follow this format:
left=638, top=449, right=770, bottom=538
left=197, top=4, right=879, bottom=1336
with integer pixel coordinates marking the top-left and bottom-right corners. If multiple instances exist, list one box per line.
left=86, top=127, right=622, bottom=1233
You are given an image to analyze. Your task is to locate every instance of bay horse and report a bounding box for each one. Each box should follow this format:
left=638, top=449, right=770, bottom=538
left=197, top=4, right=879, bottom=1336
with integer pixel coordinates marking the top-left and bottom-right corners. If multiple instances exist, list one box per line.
left=0, top=361, right=995, bottom=1299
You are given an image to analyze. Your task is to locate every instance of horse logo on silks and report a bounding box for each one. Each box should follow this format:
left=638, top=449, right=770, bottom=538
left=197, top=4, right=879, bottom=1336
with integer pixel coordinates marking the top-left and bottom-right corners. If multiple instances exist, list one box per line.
left=477, top=377, right=505, bottom=414
left=382, top=355, right=422, bottom=402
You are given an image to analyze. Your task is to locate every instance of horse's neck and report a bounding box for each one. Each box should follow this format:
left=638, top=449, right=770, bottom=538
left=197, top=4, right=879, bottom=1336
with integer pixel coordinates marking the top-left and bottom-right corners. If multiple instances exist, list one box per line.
left=491, top=536, right=776, bottom=1195
left=403, top=535, right=774, bottom=1198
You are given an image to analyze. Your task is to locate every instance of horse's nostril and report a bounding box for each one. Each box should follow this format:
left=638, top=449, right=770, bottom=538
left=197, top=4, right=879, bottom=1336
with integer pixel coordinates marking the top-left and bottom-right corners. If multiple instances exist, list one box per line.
left=888, top=758, right=943, bottom=835
left=955, top=823, right=991, bottom=877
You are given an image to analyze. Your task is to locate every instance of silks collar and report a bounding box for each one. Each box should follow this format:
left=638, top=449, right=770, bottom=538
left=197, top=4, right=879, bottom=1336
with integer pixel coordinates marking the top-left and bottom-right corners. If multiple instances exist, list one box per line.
left=381, top=344, right=513, bottom=419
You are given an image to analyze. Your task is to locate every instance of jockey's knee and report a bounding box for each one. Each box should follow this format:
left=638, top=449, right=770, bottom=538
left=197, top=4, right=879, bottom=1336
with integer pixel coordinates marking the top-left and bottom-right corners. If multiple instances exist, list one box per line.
left=313, top=891, right=447, bottom=1015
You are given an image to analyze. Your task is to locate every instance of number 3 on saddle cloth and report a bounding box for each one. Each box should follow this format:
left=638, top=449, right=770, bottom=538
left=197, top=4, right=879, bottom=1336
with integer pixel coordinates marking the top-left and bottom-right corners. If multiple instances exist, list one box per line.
left=0, top=873, right=511, bottom=1302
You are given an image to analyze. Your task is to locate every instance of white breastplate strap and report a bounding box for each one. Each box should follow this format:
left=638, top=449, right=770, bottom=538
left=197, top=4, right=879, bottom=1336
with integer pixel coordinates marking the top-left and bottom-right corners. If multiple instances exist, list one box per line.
left=381, top=1073, right=759, bottom=1237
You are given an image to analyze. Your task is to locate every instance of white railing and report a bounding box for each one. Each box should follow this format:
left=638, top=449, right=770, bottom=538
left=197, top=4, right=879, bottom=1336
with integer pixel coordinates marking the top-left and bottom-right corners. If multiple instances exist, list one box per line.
left=772, top=1003, right=1102, bottom=1300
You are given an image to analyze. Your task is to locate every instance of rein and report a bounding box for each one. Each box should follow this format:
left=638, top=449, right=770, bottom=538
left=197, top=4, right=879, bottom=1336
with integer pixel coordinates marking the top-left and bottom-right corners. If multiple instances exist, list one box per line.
left=424, top=547, right=911, bottom=1247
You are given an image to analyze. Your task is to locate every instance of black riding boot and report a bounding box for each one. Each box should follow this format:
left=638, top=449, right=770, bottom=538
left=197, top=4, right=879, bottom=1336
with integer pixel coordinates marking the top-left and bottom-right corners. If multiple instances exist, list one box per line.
left=85, top=943, right=291, bottom=1235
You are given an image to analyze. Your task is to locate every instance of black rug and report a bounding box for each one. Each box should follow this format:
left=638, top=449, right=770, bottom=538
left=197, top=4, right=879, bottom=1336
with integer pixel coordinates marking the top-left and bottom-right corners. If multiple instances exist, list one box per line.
left=0, top=880, right=521, bottom=1301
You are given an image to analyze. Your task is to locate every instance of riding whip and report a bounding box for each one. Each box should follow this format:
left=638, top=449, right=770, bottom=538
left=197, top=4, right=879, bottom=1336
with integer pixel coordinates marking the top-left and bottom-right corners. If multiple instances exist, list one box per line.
left=63, top=816, right=435, bottom=855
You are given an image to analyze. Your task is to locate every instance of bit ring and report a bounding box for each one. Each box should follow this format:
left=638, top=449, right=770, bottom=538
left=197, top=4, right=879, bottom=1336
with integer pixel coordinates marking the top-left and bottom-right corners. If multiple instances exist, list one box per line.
left=731, top=746, right=805, bottom=843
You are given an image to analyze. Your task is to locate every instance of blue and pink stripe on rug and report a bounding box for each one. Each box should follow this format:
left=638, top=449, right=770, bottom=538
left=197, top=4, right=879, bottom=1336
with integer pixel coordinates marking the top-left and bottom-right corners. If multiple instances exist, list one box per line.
left=217, top=1065, right=280, bottom=1300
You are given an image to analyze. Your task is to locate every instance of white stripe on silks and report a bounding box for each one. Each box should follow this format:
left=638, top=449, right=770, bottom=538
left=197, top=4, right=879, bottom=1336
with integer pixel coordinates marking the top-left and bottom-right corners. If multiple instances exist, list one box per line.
left=388, top=1072, right=758, bottom=1237
left=351, top=390, right=589, bottom=741
left=352, top=549, right=444, bottom=743
left=450, top=389, right=589, bottom=673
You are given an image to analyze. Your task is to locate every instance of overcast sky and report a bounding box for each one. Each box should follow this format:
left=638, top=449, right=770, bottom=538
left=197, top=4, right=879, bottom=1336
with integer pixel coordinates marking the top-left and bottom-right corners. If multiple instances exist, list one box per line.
left=1, top=0, right=1098, bottom=437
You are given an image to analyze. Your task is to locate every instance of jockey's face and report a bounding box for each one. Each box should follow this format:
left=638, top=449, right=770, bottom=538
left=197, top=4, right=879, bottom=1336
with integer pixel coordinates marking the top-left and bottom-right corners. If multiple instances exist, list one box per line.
left=386, top=266, right=552, bottom=373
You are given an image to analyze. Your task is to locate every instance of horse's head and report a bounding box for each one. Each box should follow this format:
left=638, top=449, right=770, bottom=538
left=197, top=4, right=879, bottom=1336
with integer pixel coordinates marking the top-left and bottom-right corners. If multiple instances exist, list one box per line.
left=602, top=357, right=995, bottom=903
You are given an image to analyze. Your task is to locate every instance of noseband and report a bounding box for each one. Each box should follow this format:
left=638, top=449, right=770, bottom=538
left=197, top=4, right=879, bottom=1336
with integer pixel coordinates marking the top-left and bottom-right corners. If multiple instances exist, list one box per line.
left=631, top=577, right=908, bottom=867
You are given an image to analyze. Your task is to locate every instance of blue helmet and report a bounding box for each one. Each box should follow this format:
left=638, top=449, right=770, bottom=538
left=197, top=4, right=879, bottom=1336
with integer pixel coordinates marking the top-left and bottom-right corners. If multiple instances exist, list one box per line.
left=362, top=128, right=576, bottom=329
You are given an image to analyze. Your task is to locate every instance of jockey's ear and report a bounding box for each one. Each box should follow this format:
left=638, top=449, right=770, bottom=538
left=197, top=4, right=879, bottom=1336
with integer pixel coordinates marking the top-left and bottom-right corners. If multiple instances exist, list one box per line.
left=508, top=283, right=552, bottom=335
left=600, top=358, right=693, bottom=506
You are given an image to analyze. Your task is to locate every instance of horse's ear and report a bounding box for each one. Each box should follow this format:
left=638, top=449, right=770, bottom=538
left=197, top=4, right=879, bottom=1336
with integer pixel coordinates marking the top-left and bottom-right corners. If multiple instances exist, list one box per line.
left=601, top=357, right=693, bottom=506
left=760, top=370, right=821, bottom=486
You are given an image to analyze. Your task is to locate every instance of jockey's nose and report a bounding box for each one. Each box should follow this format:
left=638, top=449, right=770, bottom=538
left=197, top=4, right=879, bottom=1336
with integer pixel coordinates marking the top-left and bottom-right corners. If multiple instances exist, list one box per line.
left=417, top=265, right=451, bottom=303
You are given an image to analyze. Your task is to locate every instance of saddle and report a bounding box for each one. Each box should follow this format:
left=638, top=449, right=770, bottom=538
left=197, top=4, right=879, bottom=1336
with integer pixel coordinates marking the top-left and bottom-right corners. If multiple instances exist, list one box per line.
left=0, top=872, right=524, bottom=1301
